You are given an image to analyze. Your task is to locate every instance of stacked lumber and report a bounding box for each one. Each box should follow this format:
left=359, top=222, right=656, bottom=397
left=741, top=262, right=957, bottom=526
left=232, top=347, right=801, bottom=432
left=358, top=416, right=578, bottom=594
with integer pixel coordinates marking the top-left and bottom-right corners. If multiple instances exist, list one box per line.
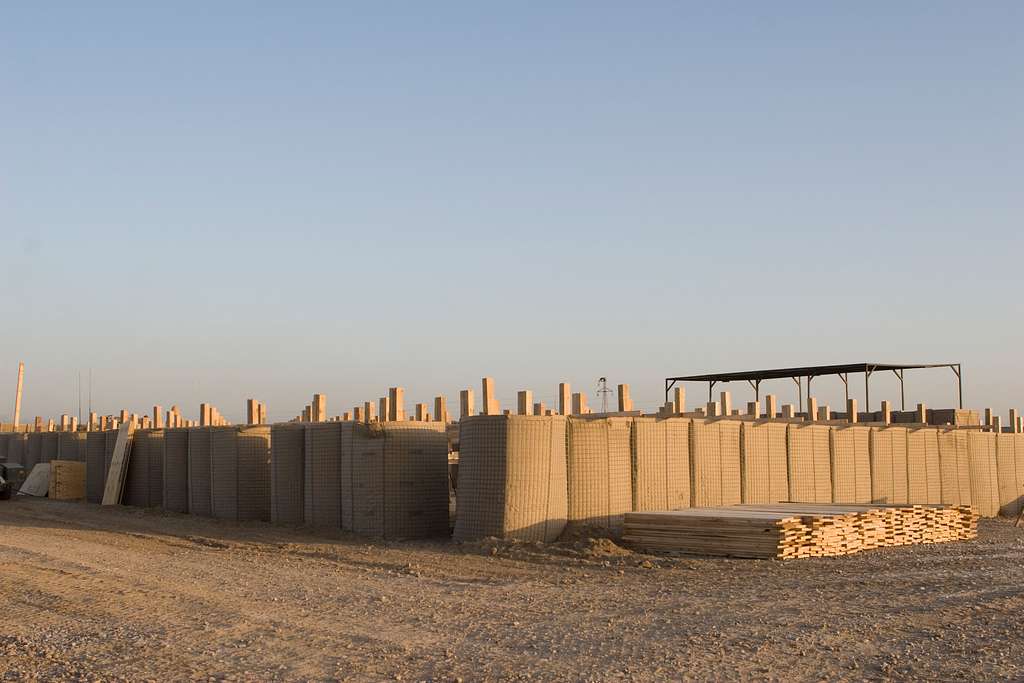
left=623, top=503, right=977, bottom=560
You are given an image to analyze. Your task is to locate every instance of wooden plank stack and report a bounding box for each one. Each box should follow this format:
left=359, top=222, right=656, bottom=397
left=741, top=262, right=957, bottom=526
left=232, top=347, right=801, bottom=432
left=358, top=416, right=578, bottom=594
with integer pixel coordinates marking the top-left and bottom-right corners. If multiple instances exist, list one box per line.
left=623, top=503, right=978, bottom=559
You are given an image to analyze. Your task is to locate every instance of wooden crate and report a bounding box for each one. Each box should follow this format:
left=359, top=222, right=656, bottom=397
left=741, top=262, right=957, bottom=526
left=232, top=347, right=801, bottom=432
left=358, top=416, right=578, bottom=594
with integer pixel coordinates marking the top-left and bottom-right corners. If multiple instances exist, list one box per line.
left=49, top=460, right=87, bottom=500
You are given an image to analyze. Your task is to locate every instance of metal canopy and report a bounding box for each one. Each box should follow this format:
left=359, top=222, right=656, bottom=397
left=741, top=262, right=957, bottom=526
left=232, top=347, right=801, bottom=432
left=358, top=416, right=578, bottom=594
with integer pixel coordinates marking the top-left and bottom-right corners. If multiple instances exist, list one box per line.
left=665, top=362, right=963, bottom=413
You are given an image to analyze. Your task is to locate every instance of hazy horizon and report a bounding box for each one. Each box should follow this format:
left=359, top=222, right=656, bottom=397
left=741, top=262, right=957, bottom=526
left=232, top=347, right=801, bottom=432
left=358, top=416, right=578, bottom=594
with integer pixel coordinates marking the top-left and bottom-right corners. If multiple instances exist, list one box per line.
left=2, top=3, right=1021, bottom=423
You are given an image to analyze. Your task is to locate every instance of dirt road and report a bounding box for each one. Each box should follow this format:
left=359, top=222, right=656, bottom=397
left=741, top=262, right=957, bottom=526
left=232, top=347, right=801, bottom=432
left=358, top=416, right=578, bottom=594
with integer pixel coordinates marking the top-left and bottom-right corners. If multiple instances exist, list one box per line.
left=0, top=498, right=1022, bottom=682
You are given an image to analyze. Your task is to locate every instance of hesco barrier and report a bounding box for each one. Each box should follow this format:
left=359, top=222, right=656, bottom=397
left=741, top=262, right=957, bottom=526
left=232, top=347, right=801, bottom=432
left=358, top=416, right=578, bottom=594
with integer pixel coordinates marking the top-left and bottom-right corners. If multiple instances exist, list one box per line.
left=5, top=434, right=25, bottom=466
left=690, top=419, right=741, bottom=507
left=995, top=433, right=1024, bottom=518
left=345, top=421, right=449, bottom=539
left=103, top=430, right=117, bottom=488
left=454, top=415, right=567, bottom=543
left=40, top=432, right=58, bottom=464
left=787, top=424, right=832, bottom=504
left=210, top=425, right=270, bottom=522
left=870, top=427, right=909, bottom=504
left=937, top=429, right=971, bottom=506
left=739, top=421, right=788, bottom=505
left=58, top=432, right=87, bottom=462
left=0, top=433, right=11, bottom=462
left=163, top=428, right=189, bottom=513
left=305, top=423, right=342, bottom=527
left=907, top=428, right=942, bottom=504
left=187, top=428, right=213, bottom=516
left=967, top=431, right=999, bottom=517
left=830, top=425, right=871, bottom=503
left=124, top=429, right=164, bottom=508
left=270, top=423, right=305, bottom=524
left=632, top=417, right=690, bottom=511
left=25, top=433, right=41, bottom=470
left=565, top=417, right=632, bottom=531
left=85, top=431, right=107, bottom=503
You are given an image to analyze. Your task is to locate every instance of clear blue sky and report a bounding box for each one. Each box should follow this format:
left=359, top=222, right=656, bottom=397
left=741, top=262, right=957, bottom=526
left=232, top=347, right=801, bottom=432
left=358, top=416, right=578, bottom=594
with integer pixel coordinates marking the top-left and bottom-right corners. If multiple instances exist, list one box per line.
left=2, top=2, right=1021, bottom=423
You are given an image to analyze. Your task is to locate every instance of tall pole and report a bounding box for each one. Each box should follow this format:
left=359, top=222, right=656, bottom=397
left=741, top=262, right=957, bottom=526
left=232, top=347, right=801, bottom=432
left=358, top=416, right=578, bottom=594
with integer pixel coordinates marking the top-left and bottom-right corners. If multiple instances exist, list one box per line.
left=13, top=362, right=24, bottom=428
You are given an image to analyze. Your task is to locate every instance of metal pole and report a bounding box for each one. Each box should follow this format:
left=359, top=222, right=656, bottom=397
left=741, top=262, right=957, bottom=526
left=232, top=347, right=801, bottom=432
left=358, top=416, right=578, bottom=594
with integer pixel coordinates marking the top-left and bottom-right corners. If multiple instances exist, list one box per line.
left=864, top=370, right=870, bottom=412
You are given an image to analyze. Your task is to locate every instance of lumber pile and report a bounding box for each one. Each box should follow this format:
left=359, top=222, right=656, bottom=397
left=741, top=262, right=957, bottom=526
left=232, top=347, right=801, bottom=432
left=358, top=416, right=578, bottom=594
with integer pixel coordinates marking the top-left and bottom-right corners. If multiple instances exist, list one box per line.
left=623, top=503, right=978, bottom=559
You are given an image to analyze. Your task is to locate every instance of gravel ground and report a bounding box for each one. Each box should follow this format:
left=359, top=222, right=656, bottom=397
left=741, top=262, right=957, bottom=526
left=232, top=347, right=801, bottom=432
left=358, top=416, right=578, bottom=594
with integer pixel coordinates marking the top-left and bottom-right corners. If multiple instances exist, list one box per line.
left=0, top=497, right=1022, bottom=682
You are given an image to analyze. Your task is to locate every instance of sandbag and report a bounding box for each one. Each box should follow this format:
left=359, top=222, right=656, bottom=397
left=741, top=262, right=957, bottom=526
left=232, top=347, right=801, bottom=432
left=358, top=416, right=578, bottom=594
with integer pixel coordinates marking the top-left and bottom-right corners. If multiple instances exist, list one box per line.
left=739, top=420, right=788, bottom=504
left=632, top=417, right=690, bottom=511
left=271, top=423, right=305, bottom=524
left=565, top=417, right=632, bottom=531
left=344, top=421, right=449, bottom=539
left=967, top=431, right=999, bottom=517
left=187, top=427, right=213, bottom=516
left=689, top=419, right=741, bottom=507
left=787, top=424, right=832, bottom=503
left=453, top=415, right=567, bottom=543
left=162, top=428, right=189, bottom=513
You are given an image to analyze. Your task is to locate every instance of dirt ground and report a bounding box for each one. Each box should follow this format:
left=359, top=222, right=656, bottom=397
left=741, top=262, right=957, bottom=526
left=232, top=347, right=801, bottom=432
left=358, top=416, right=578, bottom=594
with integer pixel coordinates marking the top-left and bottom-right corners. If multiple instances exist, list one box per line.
left=0, top=498, right=1022, bottom=682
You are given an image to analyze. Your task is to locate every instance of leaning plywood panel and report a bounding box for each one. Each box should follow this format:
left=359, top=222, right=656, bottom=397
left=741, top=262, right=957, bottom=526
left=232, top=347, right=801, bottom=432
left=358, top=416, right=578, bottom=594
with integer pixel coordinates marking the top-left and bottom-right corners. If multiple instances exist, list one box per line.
left=995, top=433, right=1021, bottom=518
left=830, top=425, right=871, bottom=503
left=565, top=417, right=632, bottom=531
left=632, top=417, right=690, bottom=511
left=739, top=421, right=788, bottom=505
left=787, top=424, right=832, bottom=503
left=101, top=423, right=135, bottom=505
left=162, top=428, right=189, bottom=513
left=187, top=427, right=213, bottom=516
left=453, top=415, right=567, bottom=543
left=345, top=422, right=448, bottom=539
left=967, top=431, right=999, bottom=517
left=85, top=431, right=106, bottom=503
left=305, top=423, right=342, bottom=528
left=20, top=463, right=51, bottom=497
left=270, top=423, right=305, bottom=524
left=690, top=419, right=742, bottom=507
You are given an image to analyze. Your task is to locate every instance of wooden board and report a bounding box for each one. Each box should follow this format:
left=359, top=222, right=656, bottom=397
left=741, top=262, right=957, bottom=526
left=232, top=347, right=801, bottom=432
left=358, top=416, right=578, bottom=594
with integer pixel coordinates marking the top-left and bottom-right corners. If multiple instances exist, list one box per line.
left=49, top=460, right=86, bottom=500
left=101, top=422, right=136, bottom=505
left=19, top=463, right=51, bottom=497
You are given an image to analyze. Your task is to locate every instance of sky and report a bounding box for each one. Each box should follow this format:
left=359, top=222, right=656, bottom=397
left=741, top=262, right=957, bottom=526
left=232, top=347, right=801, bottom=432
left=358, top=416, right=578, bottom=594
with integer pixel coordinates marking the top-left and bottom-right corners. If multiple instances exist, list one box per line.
left=1, top=2, right=1021, bottom=424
